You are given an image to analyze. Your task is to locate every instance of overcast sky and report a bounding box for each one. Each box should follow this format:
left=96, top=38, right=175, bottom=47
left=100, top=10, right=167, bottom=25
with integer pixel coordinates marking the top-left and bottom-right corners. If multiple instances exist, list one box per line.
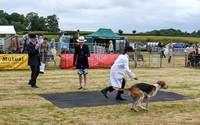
left=1, top=0, right=200, bottom=33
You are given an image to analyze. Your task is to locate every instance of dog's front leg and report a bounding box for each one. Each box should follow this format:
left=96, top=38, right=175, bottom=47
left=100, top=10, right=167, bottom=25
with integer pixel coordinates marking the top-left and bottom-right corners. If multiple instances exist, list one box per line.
left=138, top=104, right=149, bottom=111
left=145, top=97, right=150, bottom=111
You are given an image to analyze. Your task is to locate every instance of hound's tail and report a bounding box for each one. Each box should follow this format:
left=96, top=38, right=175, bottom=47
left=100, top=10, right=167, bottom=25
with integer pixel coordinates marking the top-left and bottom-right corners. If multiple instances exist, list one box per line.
left=118, top=88, right=130, bottom=91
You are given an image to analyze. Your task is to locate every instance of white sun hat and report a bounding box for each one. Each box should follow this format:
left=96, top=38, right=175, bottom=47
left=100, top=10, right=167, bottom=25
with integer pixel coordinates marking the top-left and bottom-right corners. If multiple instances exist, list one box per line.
left=77, top=36, right=87, bottom=42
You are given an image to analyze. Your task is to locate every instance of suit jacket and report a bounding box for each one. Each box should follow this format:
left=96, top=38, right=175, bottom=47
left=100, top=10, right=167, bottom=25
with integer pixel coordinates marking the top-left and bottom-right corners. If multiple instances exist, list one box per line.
left=12, top=38, right=23, bottom=51
left=73, top=44, right=90, bottom=69
left=125, top=40, right=129, bottom=47
left=27, top=42, right=41, bottom=66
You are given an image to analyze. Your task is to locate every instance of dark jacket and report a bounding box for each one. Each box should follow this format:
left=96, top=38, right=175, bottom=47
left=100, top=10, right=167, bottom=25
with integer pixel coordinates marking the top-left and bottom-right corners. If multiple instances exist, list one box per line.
left=125, top=40, right=129, bottom=47
left=27, top=42, right=41, bottom=66
left=24, top=39, right=28, bottom=51
left=73, top=44, right=90, bottom=69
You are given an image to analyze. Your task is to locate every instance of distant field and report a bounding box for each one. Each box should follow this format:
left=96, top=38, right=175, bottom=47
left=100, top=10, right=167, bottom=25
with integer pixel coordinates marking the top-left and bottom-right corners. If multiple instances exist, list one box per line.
left=17, top=30, right=200, bottom=43
left=125, top=35, right=200, bottom=44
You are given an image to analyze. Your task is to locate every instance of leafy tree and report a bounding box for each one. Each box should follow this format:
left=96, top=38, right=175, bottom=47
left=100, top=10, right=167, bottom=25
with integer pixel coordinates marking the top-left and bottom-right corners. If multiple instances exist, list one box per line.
left=118, top=29, right=123, bottom=35
left=155, top=31, right=160, bottom=36
left=46, top=14, right=60, bottom=32
left=38, top=16, right=47, bottom=31
left=132, top=30, right=136, bottom=35
left=26, top=12, right=40, bottom=31
left=9, top=13, right=26, bottom=24
left=11, top=21, right=26, bottom=31
left=0, top=18, right=8, bottom=25
left=196, top=30, right=200, bottom=37
left=0, top=10, right=9, bottom=25
left=191, top=31, right=196, bottom=37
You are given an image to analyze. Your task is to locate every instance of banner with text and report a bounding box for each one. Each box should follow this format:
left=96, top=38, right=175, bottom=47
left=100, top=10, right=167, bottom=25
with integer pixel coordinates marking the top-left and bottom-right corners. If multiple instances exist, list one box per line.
left=0, top=54, right=30, bottom=70
left=60, top=54, right=120, bottom=69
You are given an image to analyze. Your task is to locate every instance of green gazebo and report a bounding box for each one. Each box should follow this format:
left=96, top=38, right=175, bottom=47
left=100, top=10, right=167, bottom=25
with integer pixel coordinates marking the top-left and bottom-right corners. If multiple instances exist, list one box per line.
left=85, top=28, right=125, bottom=51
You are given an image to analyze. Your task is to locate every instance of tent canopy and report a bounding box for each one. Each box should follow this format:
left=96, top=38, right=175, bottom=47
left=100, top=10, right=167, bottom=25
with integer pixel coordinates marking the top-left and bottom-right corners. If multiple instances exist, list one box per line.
left=85, top=28, right=124, bottom=40
left=0, top=26, right=16, bottom=34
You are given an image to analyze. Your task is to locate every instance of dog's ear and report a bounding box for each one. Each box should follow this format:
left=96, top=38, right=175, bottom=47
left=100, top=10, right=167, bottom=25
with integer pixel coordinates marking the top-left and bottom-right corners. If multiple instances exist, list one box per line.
left=157, top=81, right=166, bottom=88
left=156, top=81, right=161, bottom=85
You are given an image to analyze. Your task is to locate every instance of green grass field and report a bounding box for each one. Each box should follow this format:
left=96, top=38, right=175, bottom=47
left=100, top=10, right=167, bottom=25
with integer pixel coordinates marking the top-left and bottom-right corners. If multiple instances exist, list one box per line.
left=125, top=35, right=200, bottom=44
left=17, top=30, right=200, bottom=44
left=0, top=67, right=200, bottom=124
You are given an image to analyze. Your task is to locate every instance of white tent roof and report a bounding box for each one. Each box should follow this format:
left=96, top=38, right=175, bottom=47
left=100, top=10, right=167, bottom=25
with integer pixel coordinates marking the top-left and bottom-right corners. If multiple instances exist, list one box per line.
left=0, top=25, right=16, bottom=34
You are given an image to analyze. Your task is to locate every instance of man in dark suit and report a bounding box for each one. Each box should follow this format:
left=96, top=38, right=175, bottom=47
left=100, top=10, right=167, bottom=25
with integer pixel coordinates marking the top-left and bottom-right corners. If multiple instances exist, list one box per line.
left=73, top=36, right=90, bottom=90
left=27, top=34, right=41, bottom=88
left=125, top=37, right=129, bottom=47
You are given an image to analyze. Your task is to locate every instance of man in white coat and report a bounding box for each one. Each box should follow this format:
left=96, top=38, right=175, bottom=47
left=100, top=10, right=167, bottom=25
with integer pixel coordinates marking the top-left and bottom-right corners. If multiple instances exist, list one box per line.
left=101, top=46, right=138, bottom=100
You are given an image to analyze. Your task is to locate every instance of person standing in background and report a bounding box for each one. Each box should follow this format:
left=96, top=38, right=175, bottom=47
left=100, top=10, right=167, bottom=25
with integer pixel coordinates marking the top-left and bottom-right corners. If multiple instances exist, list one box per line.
left=125, top=37, right=129, bottom=47
left=39, top=35, right=44, bottom=45
left=50, top=38, right=57, bottom=60
left=73, top=36, right=90, bottom=90
left=194, top=41, right=199, bottom=55
left=36, top=34, right=43, bottom=46
left=40, top=37, right=50, bottom=63
left=12, top=34, right=23, bottom=54
left=23, top=36, right=28, bottom=54
left=108, top=40, right=114, bottom=54
left=61, top=46, right=71, bottom=54
left=168, top=40, right=173, bottom=64
left=27, top=34, right=41, bottom=88
left=160, top=43, right=166, bottom=58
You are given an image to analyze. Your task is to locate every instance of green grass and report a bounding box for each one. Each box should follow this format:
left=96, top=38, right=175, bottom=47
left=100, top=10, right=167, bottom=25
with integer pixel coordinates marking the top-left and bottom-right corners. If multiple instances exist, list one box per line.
left=125, top=35, right=200, bottom=44
left=0, top=67, right=200, bottom=124
left=17, top=30, right=200, bottom=43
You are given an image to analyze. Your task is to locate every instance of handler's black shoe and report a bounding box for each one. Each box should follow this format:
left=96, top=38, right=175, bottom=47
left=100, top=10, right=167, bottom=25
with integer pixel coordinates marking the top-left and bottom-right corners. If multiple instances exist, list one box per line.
left=77, top=86, right=82, bottom=90
left=116, top=96, right=126, bottom=101
left=32, top=85, right=39, bottom=88
left=101, top=89, right=108, bottom=98
left=28, top=82, right=31, bottom=85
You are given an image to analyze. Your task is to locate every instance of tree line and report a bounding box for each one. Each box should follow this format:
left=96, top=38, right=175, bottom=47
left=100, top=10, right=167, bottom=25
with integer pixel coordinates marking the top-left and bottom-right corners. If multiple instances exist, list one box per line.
left=118, top=28, right=200, bottom=37
left=0, top=10, right=59, bottom=32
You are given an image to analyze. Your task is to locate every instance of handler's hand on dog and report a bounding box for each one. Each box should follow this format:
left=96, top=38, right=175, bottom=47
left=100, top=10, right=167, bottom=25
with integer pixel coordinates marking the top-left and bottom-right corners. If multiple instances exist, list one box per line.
left=134, top=77, right=138, bottom=80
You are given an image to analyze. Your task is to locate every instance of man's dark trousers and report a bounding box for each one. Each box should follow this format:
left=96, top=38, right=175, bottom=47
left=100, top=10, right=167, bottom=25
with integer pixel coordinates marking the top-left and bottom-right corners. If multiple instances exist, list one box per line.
left=30, top=66, right=40, bottom=86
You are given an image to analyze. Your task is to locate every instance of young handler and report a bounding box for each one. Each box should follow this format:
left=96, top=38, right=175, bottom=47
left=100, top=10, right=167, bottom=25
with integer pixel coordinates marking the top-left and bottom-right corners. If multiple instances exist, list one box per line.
left=101, top=46, right=138, bottom=100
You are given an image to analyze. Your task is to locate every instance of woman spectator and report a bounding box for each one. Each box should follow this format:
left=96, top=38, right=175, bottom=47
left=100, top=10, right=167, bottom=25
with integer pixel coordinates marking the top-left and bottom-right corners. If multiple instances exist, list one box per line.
left=168, top=41, right=173, bottom=64
left=73, top=36, right=90, bottom=90
left=50, top=38, right=57, bottom=60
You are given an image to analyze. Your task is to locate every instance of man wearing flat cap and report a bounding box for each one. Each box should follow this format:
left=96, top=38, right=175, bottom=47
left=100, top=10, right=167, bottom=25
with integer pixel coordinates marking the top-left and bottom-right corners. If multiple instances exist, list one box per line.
left=12, top=34, right=23, bottom=54
left=27, top=34, right=41, bottom=88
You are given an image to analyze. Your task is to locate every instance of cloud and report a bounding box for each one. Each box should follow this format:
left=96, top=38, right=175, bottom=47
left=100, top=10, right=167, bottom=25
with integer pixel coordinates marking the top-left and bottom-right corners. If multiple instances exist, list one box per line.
left=1, top=0, right=200, bottom=33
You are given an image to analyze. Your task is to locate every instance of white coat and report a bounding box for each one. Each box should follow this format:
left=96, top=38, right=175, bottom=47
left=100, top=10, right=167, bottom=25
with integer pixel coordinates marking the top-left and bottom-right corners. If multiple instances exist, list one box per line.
left=110, top=54, right=136, bottom=88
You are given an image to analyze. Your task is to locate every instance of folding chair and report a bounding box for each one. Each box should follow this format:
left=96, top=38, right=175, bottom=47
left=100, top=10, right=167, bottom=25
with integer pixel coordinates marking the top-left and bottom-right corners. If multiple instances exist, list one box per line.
left=136, top=54, right=146, bottom=67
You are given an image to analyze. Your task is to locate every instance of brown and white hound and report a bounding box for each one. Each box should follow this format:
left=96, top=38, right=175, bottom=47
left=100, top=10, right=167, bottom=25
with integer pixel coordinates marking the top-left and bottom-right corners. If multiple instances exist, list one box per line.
left=119, top=81, right=168, bottom=112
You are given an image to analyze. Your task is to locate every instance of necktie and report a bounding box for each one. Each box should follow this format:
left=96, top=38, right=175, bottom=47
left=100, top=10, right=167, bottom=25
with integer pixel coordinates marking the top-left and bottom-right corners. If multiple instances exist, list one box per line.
left=16, top=39, right=19, bottom=49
